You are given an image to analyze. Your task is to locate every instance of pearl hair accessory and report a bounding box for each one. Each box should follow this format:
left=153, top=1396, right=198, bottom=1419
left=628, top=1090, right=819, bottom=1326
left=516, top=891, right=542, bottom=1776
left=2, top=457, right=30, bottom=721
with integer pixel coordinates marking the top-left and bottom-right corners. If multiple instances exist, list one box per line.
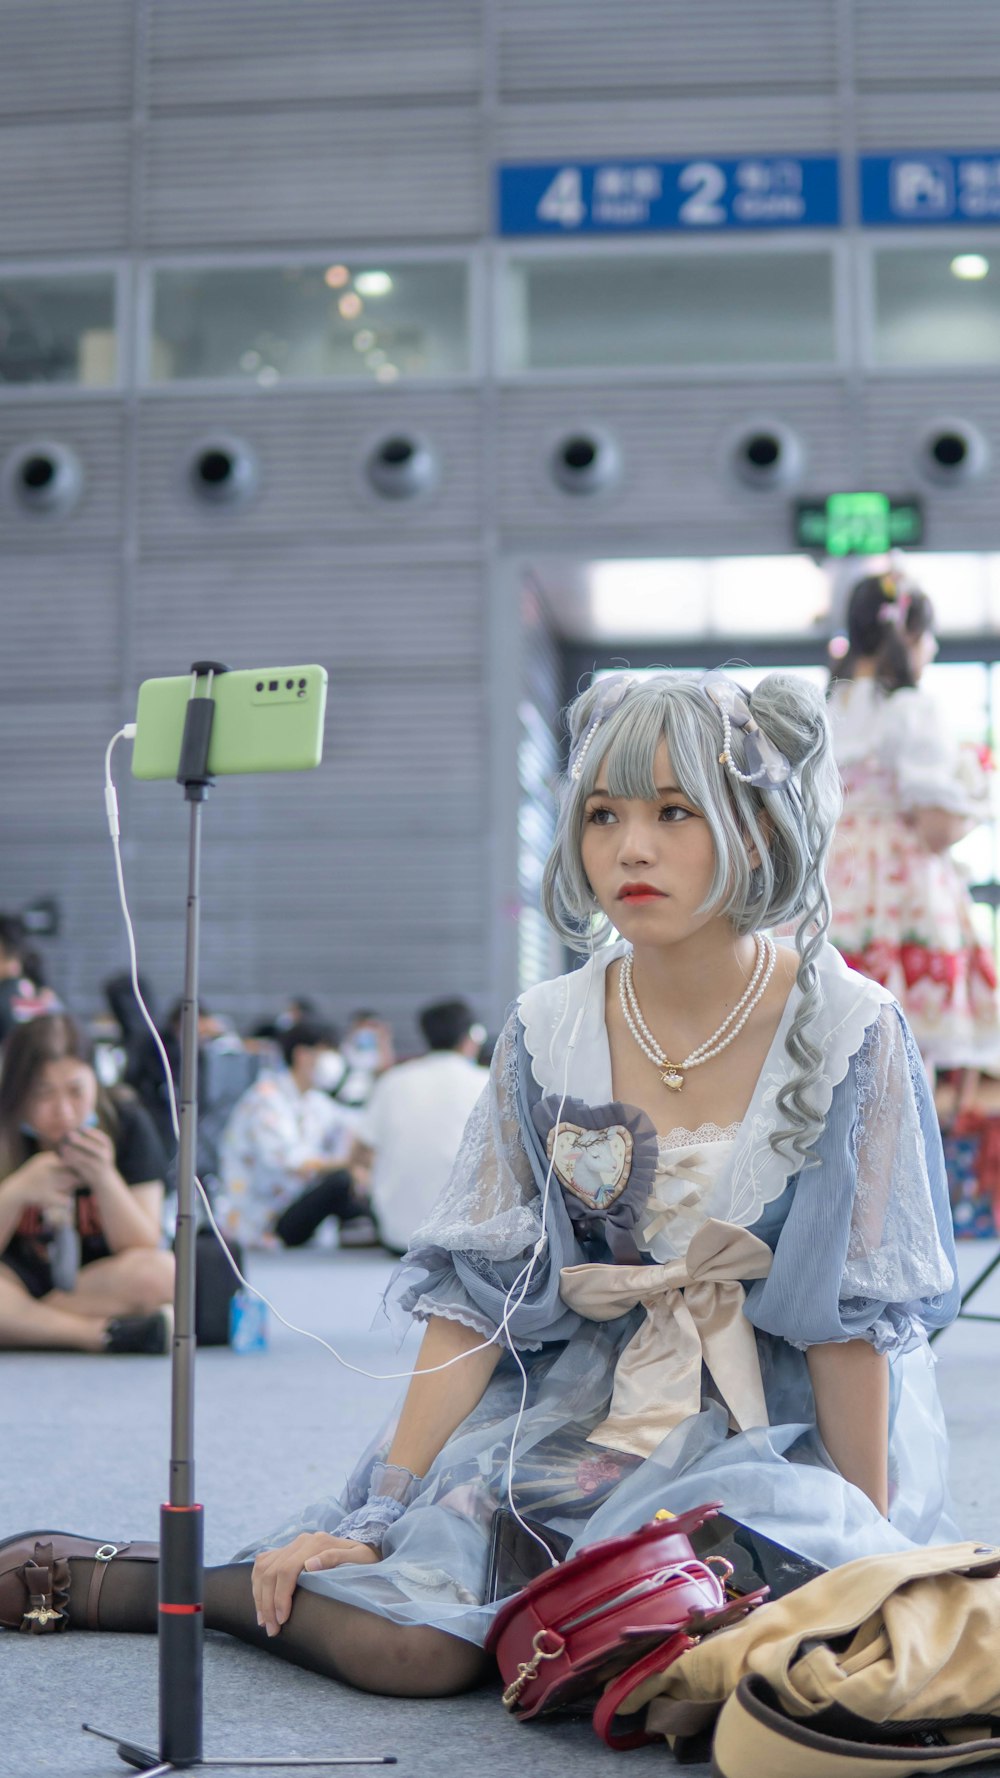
left=568, top=673, right=636, bottom=782
left=619, top=934, right=776, bottom=1092
left=702, top=676, right=792, bottom=790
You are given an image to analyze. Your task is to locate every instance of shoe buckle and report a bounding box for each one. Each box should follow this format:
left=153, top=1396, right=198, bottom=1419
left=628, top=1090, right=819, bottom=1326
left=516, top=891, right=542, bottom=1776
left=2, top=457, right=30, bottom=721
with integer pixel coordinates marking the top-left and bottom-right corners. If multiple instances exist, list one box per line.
left=95, top=1545, right=119, bottom=1562
left=23, top=1603, right=65, bottom=1626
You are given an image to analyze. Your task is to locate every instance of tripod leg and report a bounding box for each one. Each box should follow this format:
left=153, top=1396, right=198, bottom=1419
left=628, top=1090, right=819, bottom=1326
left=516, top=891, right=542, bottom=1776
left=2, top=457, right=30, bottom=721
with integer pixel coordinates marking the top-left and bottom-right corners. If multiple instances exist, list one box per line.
left=81, top=1724, right=163, bottom=1768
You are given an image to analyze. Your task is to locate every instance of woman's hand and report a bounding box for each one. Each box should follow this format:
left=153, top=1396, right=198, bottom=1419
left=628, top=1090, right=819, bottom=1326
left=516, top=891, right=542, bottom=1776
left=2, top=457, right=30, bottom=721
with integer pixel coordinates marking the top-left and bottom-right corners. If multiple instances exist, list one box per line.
left=251, top=1532, right=380, bottom=1637
left=3, top=1152, right=77, bottom=1222
left=912, top=806, right=972, bottom=854
left=58, top=1126, right=117, bottom=1192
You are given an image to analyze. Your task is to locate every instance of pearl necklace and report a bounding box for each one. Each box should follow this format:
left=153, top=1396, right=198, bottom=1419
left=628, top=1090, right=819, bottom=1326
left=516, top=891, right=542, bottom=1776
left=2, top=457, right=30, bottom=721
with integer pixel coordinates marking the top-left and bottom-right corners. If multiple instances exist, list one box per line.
left=619, top=935, right=776, bottom=1093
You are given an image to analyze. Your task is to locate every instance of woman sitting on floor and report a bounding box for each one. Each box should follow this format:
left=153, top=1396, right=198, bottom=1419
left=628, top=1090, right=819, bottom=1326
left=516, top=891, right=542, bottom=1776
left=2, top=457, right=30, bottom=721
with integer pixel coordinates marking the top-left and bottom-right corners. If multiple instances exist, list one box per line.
left=0, top=671, right=959, bottom=1696
left=0, top=1012, right=173, bottom=1354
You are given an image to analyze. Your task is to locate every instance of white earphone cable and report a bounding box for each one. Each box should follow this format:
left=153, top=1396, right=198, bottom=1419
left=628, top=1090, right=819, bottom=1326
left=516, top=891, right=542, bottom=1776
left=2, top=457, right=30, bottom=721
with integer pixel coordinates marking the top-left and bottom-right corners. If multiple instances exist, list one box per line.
left=104, top=726, right=594, bottom=1566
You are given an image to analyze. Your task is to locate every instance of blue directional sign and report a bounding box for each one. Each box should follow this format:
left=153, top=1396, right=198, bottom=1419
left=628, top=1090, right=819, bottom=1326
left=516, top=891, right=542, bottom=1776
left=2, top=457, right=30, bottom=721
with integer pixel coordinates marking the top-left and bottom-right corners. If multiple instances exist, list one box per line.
left=861, top=152, right=1000, bottom=225
left=498, top=156, right=841, bottom=236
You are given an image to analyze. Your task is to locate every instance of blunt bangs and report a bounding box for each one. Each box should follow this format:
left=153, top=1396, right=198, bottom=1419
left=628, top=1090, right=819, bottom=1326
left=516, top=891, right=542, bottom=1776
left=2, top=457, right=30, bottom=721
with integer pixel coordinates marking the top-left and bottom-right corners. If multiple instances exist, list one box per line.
left=541, top=666, right=842, bottom=1170
left=566, top=676, right=762, bottom=936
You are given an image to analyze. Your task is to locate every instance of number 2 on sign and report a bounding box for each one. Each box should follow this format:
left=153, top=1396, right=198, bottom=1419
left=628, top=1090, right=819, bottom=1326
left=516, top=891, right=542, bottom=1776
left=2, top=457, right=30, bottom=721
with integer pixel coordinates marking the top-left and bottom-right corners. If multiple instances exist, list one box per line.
left=537, top=167, right=586, bottom=227
left=678, top=161, right=727, bottom=225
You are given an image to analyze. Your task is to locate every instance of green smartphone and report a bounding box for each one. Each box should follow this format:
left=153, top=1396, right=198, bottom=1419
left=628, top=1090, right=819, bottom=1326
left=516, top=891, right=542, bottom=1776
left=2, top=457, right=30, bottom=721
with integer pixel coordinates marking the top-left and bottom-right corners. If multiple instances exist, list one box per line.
left=131, top=665, right=328, bottom=780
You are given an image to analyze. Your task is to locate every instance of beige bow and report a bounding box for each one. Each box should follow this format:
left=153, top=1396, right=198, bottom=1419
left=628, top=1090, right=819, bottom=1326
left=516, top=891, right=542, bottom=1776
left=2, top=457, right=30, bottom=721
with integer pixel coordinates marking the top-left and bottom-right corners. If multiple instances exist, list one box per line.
left=641, top=1150, right=716, bottom=1247
left=560, top=1217, right=773, bottom=1459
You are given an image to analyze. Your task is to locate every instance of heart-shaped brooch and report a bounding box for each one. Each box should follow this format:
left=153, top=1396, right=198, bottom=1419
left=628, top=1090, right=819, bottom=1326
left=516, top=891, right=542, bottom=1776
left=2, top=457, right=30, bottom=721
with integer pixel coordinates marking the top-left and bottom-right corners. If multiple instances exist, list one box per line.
left=530, top=1095, right=659, bottom=1237
left=546, top=1121, right=634, bottom=1210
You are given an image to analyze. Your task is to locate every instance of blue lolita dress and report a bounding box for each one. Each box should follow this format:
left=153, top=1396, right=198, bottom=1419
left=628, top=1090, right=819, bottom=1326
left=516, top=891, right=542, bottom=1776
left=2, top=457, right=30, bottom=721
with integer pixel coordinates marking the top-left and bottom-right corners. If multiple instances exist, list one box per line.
left=235, top=941, right=961, bottom=1648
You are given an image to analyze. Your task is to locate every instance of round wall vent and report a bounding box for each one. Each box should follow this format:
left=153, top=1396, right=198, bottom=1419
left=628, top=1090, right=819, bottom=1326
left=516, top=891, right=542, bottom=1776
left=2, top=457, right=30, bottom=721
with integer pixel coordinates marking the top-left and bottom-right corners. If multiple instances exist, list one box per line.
left=188, top=436, right=259, bottom=506
left=549, top=428, right=622, bottom=496
left=3, top=440, right=83, bottom=516
left=365, top=433, right=439, bottom=500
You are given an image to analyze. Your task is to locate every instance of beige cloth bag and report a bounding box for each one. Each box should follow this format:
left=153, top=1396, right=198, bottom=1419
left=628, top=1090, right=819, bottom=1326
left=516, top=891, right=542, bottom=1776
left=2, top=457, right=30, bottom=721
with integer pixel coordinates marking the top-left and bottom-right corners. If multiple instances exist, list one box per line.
left=614, top=1540, right=1000, bottom=1741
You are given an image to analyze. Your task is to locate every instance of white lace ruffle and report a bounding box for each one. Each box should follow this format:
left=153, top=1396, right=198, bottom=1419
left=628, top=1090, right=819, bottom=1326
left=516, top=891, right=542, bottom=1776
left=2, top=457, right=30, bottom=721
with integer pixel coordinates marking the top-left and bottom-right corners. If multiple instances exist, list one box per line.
left=841, top=1011, right=955, bottom=1304
left=409, top=1019, right=543, bottom=1260
left=519, top=940, right=895, bottom=1231
left=657, top=1121, right=741, bottom=1149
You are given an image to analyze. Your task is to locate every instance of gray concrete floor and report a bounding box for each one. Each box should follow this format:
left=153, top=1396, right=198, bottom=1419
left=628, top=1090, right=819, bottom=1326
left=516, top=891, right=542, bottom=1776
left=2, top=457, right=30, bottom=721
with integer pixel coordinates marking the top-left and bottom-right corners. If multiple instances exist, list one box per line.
left=2, top=1241, right=1000, bottom=1777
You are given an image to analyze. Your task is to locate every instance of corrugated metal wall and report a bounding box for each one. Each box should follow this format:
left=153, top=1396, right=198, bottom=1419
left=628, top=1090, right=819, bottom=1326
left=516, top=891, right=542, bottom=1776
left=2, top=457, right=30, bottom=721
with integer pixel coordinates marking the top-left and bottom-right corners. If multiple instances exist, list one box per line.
left=3, top=0, right=1000, bottom=1034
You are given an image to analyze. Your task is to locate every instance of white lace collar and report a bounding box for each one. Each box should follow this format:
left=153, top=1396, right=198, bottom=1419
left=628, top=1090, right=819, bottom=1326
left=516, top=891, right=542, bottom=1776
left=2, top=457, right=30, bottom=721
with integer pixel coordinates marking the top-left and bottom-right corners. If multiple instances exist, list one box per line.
left=518, top=939, right=893, bottom=1228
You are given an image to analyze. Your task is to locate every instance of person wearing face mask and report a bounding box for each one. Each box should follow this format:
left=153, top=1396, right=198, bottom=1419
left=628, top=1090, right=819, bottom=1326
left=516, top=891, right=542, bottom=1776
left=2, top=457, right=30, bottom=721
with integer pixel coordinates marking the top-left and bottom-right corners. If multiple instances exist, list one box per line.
left=0, top=915, right=60, bottom=1050
left=218, top=1019, right=375, bottom=1249
left=0, top=1013, right=173, bottom=1353
left=0, top=671, right=960, bottom=1692
left=826, top=572, right=1000, bottom=1079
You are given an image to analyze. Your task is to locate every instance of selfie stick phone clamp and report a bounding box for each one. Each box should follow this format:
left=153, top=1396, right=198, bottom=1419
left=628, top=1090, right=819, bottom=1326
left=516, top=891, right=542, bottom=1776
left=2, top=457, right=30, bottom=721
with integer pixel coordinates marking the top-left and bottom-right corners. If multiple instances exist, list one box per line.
left=85, top=664, right=393, bottom=1774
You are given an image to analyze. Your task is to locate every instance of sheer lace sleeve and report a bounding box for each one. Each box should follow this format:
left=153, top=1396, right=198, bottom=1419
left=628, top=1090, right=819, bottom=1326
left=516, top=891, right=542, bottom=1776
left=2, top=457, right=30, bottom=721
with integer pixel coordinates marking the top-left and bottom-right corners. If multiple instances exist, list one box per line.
left=744, top=1004, right=959, bottom=1355
left=380, top=1012, right=585, bottom=1351
left=408, top=1015, right=541, bottom=1259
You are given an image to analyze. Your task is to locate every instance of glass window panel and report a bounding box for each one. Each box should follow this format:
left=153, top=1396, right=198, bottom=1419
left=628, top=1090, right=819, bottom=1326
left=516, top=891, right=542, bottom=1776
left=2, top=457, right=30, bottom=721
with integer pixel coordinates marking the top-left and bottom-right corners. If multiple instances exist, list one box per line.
left=587, top=560, right=711, bottom=639
left=710, top=556, right=829, bottom=636
left=585, top=556, right=829, bottom=641
left=873, top=245, right=1000, bottom=365
left=504, top=251, right=835, bottom=371
left=0, top=274, right=116, bottom=387
left=981, top=556, right=1000, bottom=628
left=901, top=553, right=989, bottom=633
left=150, top=262, right=468, bottom=384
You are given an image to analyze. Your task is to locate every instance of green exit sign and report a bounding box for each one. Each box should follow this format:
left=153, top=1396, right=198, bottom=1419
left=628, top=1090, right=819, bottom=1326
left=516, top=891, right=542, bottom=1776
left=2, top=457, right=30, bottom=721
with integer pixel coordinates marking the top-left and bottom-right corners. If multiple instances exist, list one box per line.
left=794, top=492, right=923, bottom=557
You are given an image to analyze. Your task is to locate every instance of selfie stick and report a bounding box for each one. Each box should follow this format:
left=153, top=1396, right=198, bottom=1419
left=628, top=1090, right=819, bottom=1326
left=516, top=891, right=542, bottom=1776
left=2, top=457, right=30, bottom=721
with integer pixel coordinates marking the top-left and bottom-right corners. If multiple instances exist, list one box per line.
left=85, top=664, right=393, bottom=1774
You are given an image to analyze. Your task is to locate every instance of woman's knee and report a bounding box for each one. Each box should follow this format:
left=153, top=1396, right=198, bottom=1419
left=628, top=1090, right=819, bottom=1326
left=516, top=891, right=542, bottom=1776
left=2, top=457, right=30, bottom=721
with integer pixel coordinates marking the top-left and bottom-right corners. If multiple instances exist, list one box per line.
left=112, top=1246, right=175, bottom=1312
left=351, top=1620, right=490, bottom=1697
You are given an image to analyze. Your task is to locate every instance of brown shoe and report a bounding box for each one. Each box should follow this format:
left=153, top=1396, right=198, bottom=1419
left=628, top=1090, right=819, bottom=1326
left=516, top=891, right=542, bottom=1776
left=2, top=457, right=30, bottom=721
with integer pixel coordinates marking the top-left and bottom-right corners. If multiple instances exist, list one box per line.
left=0, top=1532, right=158, bottom=1633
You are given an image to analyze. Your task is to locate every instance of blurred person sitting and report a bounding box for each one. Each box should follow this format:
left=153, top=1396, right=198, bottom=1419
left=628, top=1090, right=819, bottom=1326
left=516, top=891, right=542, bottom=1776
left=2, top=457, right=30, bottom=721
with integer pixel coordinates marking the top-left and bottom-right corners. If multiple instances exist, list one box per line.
left=0, top=1013, right=173, bottom=1354
left=0, top=914, right=59, bottom=1048
left=351, top=998, right=487, bottom=1255
left=128, top=996, right=249, bottom=1172
left=249, top=994, right=320, bottom=1045
left=827, top=571, right=1000, bottom=1079
left=336, top=1009, right=395, bottom=1108
left=218, top=1019, right=374, bottom=1250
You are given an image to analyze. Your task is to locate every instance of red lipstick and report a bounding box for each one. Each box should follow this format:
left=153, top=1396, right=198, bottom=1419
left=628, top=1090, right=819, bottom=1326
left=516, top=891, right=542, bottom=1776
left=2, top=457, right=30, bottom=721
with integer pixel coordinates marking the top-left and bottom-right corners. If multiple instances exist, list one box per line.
left=617, top=882, right=666, bottom=902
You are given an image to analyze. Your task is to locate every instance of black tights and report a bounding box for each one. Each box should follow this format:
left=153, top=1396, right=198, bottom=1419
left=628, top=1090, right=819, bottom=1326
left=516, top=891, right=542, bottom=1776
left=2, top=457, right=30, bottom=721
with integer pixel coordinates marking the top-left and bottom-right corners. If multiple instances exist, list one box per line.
left=67, top=1557, right=491, bottom=1699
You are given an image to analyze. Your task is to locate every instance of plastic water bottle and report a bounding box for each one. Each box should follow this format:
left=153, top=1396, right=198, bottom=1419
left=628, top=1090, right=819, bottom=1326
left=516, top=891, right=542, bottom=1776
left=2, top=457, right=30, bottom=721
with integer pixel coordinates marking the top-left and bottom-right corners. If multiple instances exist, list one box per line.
left=228, top=1288, right=269, bottom=1353
left=49, top=1220, right=79, bottom=1293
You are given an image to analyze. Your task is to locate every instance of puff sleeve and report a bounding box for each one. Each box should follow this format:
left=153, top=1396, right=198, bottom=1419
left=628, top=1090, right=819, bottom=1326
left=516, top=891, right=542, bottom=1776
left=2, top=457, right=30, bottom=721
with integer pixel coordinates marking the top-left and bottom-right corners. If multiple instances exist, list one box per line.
left=743, top=1004, right=959, bottom=1354
left=382, top=1012, right=585, bottom=1350
left=891, top=689, right=983, bottom=819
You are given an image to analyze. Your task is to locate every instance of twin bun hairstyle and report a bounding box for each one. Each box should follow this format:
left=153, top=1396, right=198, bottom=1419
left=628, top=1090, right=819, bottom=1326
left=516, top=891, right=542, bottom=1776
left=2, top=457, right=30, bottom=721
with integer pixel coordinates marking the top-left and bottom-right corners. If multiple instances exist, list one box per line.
left=542, top=668, right=843, bottom=1165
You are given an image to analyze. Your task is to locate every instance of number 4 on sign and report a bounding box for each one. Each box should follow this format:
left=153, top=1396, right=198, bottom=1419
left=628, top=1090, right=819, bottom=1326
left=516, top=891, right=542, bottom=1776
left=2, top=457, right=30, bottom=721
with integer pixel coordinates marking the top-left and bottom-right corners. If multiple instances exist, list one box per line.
left=537, top=167, right=586, bottom=227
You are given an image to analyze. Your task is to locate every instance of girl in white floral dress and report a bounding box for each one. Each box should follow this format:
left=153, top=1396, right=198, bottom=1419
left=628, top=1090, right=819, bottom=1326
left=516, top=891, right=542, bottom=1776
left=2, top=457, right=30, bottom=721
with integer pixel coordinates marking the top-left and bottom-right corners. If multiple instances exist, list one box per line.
left=0, top=670, right=960, bottom=1701
left=827, top=573, right=1000, bottom=1075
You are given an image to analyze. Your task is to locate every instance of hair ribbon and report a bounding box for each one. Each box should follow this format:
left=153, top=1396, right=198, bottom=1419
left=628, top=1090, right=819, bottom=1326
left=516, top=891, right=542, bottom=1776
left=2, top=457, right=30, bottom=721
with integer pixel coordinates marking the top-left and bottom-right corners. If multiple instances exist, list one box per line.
left=701, top=675, right=792, bottom=789
left=569, top=674, right=636, bottom=781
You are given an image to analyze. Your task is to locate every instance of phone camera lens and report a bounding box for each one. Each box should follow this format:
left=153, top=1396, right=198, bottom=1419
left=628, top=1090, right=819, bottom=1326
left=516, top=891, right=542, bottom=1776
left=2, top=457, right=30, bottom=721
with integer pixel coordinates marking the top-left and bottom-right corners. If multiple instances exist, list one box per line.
left=285, top=678, right=294, bottom=690
left=255, top=681, right=264, bottom=692
left=298, top=678, right=307, bottom=689
left=268, top=679, right=278, bottom=692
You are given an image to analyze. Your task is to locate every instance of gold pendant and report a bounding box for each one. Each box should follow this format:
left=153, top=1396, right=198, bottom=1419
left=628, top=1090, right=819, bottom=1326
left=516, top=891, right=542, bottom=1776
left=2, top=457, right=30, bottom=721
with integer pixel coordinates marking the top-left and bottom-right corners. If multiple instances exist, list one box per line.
left=661, top=1068, right=684, bottom=1092
left=23, top=1604, right=64, bottom=1627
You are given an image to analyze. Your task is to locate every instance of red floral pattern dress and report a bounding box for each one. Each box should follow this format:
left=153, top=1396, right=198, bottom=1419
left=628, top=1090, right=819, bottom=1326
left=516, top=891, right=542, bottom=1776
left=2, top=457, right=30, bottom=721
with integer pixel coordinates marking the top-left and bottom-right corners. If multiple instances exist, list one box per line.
left=826, top=679, right=1000, bottom=1070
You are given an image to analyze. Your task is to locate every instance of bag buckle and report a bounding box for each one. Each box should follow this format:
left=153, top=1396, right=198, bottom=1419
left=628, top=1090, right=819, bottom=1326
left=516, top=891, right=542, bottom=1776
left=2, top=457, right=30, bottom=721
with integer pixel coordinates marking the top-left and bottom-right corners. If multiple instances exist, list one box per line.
left=501, top=1628, right=566, bottom=1710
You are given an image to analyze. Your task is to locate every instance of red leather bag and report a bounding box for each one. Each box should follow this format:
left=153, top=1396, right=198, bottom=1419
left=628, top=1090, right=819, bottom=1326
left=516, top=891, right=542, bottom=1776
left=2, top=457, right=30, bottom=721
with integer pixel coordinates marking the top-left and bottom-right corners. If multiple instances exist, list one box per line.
left=485, top=1503, right=767, bottom=1748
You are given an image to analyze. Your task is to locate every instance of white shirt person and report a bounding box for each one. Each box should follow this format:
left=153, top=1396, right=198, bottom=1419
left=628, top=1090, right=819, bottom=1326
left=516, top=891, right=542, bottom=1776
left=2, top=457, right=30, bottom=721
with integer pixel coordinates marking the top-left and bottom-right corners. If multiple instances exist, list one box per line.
left=352, top=1000, right=487, bottom=1253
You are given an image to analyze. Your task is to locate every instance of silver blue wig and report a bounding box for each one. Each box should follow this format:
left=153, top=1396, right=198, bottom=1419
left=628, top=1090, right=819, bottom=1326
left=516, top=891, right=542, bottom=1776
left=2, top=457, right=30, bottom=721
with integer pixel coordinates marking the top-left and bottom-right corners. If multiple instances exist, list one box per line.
left=541, top=671, right=844, bottom=1166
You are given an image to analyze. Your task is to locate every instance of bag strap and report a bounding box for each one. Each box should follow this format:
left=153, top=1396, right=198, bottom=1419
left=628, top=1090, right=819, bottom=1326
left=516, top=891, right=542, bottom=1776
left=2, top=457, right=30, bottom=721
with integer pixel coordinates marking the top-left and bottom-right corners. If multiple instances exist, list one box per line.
left=592, top=1631, right=696, bottom=1749
left=592, top=1584, right=770, bottom=1749
left=712, top=1674, right=1000, bottom=1778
